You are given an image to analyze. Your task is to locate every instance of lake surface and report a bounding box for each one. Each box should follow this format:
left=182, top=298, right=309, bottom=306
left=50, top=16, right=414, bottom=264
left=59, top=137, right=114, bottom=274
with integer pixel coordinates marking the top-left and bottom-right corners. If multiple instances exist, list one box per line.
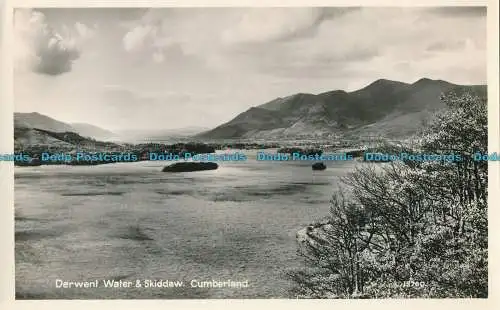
left=14, top=150, right=358, bottom=299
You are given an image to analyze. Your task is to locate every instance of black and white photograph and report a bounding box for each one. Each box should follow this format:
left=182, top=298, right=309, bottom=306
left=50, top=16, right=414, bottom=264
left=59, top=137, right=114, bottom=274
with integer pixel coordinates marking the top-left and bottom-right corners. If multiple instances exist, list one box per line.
left=10, top=4, right=490, bottom=300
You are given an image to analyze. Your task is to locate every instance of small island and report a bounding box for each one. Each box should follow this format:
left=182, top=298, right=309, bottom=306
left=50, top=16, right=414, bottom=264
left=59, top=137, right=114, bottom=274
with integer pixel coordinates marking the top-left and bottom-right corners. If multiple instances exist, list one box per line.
left=162, top=162, right=219, bottom=173
left=312, top=162, right=327, bottom=170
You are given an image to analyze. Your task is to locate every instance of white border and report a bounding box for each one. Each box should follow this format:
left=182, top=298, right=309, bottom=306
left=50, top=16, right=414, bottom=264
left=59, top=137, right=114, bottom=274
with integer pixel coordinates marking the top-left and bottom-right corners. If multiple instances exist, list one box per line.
left=1, top=1, right=498, bottom=310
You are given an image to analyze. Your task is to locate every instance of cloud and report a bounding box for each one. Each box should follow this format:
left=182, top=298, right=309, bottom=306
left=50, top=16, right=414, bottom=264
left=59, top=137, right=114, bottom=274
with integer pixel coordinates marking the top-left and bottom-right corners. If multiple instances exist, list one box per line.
left=14, top=9, right=94, bottom=76
left=122, top=24, right=156, bottom=52
left=121, top=8, right=357, bottom=64
left=220, top=7, right=353, bottom=45
left=117, top=7, right=486, bottom=91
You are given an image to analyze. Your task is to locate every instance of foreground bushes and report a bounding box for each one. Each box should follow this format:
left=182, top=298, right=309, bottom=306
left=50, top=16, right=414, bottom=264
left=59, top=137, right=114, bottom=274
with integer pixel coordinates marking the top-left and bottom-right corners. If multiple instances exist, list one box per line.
left=291, top=88, right=487, bottom=298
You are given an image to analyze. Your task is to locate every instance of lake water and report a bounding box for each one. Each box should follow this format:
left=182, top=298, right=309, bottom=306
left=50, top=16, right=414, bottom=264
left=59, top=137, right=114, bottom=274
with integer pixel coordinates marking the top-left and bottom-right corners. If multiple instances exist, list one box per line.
left=14, top=150, right=358, bottom=299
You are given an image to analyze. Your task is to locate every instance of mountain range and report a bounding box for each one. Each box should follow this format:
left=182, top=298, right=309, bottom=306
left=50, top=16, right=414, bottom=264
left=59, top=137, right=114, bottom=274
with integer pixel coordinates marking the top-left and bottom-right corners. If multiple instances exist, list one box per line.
left=14, top=78, right=487, bottom=146
left=196, top=78, right=486, bottom=140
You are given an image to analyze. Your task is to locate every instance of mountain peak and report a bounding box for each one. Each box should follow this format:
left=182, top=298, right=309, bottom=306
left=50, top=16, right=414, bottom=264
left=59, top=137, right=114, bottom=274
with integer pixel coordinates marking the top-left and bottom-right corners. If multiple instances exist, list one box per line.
left=283, top=92, right=315, bottom=100
left=369, top=78, right=407, bottom=86
left=355, top=78, right=410, bottom=94
left=413, top=77, right=455, bottom=88
left=372, top=78, right=395, bottom=84
left=363, top=78, right=410, bottom=89
left=414, top=77, right=434, bottom=84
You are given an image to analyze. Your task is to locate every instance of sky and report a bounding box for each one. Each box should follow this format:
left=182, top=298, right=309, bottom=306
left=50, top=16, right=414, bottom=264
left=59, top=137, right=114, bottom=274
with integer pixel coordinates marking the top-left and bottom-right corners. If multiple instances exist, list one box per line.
left=12, top=7, right=487, bottom=131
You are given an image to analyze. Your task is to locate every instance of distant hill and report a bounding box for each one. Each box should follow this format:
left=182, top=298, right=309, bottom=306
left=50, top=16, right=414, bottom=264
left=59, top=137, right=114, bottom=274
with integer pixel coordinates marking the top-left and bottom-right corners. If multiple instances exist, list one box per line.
left=115, top=126, right=210, bottom=143
left=14, top=112, right=74, bottom=133
left=197, top=78, right=487, bottom=140
left=14, top=112, right=115, bottom=139
left=71, top=123, right=116, bottom=139
left=14, top=127, right=121, bottom=153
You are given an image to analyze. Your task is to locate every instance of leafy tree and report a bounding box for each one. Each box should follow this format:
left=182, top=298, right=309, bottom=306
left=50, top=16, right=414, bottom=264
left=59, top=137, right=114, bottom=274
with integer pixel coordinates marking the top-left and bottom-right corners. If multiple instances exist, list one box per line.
left=291, top=87, right=488, bottom=298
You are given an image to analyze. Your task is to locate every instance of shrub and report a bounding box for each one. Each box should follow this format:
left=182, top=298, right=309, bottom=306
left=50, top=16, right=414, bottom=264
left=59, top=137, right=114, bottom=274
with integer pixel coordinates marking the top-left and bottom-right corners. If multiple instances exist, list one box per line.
left=291, top=88, right=488, bottom=298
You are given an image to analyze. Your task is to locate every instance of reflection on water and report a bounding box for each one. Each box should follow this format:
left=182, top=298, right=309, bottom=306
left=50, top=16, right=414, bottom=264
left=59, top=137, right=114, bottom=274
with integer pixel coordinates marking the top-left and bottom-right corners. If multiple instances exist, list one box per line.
left=15, top=150, right=358, bottom=299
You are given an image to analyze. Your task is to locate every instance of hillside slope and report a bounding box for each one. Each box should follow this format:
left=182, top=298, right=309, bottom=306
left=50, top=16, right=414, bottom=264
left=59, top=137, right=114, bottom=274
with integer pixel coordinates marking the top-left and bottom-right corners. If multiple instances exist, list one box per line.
left=14, top=112, right=74, bottom=133
left=197, top=78, right=486, bottom=140
left=70, top=123, right=116, bottom=139
left=14, top=112, right=115, bottom=139
left=14, top=127, right=121, bottom=152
